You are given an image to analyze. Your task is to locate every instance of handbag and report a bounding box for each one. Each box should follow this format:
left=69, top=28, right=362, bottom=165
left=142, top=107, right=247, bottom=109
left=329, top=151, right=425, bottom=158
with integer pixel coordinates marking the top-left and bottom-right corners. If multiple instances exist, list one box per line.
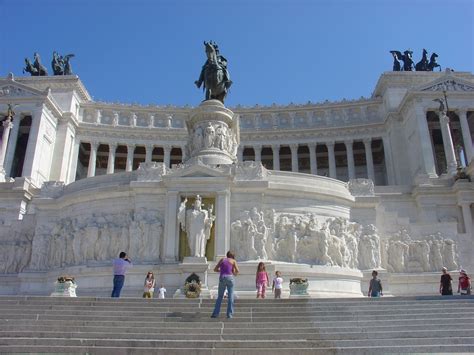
left=460, top=288, right=469, bottom=295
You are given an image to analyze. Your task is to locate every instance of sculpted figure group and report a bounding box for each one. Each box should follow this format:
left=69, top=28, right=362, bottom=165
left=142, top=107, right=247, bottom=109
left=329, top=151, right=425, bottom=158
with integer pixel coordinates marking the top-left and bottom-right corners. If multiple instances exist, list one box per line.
left=23, top=51, right=75, bottom=76
left=231, top=208, right=459, bottom=272
left=0, top=204, right=459, bottom=274
left=390, top=48, right=440, bottom=72
left=28, top=209, right=163, bottom=271
left=186, top=119, right=239, bottom=158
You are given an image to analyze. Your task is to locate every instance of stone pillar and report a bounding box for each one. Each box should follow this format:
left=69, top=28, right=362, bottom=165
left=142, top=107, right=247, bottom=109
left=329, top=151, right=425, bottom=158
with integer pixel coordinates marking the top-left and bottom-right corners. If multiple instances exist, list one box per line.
left=272, top=144, right=280, bottom=171
left=363, top=138, right=375, bottom=181
left=87, top=141, right=99, bottom=178
left=163, top=145, right=171, bottom=168
left=181, top=145, right=186, bottom=162
left=0, top=117, right=13, bottom=179
left=145, top=144, right=153, bottom=163
left=254, top=145, right=262, bottom=163
left=327, top=141, right=337, bottom=179
left=107, top=143, right=117, bottom=174
left=415, top=106, right=437, bottom=177
left=21, top=106, right=44, bottom=178
left=163, top=191, right=179, bottom=263
left=3, top=115, right=21, bottom=177
left=345, top=140, right=355, bottom=180
left=237, top=146, right=244, bottom=162
left=126, top=144, right=135, bottom=172
left=67, top=140, right=80, bottom=183
left=439, top=112, right=458, bottom=175
left=458, top=110, right=473, bottom=164
left=382, top=136, right=395, bottom=185
left=308, top=143, right=317, bottom=175
left=460, top=203, right=473, bottom=236
left=215, top=191, right=231, bottom=259
left=290, top=144, right=299, bottom=172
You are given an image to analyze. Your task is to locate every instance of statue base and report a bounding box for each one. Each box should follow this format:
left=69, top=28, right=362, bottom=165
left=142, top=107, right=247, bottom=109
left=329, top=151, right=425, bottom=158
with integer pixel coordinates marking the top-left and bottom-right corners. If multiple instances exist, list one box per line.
left=182, top=256, right=207, bottom=264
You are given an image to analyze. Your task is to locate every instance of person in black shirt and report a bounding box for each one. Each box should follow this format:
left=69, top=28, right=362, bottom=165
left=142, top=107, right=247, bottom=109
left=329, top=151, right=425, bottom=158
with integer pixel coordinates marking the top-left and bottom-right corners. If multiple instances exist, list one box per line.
left=439, top=267, right=453, bottom=295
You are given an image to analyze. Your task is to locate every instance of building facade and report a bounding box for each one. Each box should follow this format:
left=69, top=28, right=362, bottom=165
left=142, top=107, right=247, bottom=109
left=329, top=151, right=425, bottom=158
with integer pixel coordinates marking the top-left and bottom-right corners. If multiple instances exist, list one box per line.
left=0, top=69, right=472, bottom=297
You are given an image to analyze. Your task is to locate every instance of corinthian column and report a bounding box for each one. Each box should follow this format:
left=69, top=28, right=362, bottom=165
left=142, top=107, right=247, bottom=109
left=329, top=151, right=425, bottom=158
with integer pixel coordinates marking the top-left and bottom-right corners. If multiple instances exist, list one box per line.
left=289, top=144, right=299, bottom=172
left=145, top=144, right=153, bottom=163
left=163, top=145, right=171, bottom=168
left=107, top=143, right=117, bottom=174
left=87, top=141, right=99, bottom=177
left=237, top=146, right=244, bottom=162
left=458, top=110, right=473, bottom=164
left=439, top=111, right=458, bottom=175
left=327, top=141, right=336, bottom=179
left=308, top=143, right=317, bottom=175
left=0, top=117, right=13, bottom=178
left=345, top=140, right=355, bottom=180
left=272, top=144, right=280, bottom=170
left=254, top=145, right=262, bottom=163
left=126, top=144, right=135, bottom=172
left=363, top=138, right=375, bottom=181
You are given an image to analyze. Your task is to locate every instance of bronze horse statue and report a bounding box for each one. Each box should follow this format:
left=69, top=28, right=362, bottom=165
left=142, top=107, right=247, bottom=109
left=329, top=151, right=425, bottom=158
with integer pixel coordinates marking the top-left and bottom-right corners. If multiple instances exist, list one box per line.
left=428, top=53, right=441, bottom=71
left=195, top=41, right=232, bottom=103
left=23, top=53, right=48, bottom=76
left=415, top=49, right=429, bottom=71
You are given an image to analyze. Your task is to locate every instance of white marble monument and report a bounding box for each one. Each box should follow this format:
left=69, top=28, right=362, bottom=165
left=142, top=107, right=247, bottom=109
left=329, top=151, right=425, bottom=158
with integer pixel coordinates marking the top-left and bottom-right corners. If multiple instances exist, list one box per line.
left=0, top=68, right=473, bottom=297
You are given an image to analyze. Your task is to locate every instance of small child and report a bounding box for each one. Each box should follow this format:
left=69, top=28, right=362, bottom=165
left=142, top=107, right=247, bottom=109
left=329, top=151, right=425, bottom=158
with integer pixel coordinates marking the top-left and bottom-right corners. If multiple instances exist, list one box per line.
left=368, top=270, right=383, bottom=297
left=255, top=262, right=270, bottom=299
left=158, top=284, right=167, bottom=299
left=272, top=271, right=283, bottom=299
left=143, top=271, right=155, bottom=299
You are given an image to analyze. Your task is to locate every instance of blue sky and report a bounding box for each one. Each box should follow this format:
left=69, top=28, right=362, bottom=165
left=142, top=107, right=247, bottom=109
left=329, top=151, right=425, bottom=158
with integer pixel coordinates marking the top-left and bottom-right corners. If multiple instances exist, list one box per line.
left=1, top=0, right=473, bottom=108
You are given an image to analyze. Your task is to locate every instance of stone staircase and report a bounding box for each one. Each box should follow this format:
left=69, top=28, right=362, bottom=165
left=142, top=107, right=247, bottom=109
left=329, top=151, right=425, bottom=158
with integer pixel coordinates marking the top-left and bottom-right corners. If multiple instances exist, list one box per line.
left=0, top=295, right=473, bottom=354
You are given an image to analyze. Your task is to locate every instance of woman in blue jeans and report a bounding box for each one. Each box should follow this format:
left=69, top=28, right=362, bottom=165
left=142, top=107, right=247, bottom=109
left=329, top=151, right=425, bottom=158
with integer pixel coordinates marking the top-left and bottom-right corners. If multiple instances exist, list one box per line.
left=211, top=251, right=240, bottom=319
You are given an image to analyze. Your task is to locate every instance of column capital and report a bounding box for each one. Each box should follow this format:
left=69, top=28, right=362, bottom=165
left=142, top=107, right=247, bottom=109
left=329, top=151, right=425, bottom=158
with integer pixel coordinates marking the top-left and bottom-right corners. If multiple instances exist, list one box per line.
left=344, top=139, right=354, bottom=145
left=326, top=141, right=335, bottom=148
left=253, top=144, right=262, bottom=150
left=163, top=144, right=172, bottom=151
left=307, top=142, right=317, bottom=149
left=289, top=143, right=299, bottom=150
left=90, top=140, right=99, bottom=149
left=216, top=190, right=231, bottom=197
left=126, top=143, right=136, bottom=149
left=271, top=143, right=280, bottom=150
left=457, top=109, right=468, bottom=117
left=2, top=117, right=13, bottom=129
left=363, top=137, right=372, bottom=145
left=145, top=143, right=154, bottom=149
left=108, top=142, right=117, bottom=149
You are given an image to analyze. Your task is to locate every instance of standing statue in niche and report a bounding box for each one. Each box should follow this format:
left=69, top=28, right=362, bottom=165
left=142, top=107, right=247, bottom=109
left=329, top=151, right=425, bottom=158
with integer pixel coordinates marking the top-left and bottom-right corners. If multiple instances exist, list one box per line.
left=195, top=41, right=232, bottom=103
left=178, top=195, right=215, bottom=258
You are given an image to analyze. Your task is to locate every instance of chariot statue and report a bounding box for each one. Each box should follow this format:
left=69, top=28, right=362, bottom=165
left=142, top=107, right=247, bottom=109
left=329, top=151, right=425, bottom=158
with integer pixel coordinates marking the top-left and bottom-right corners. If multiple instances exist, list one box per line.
left=23, top=52, right=48, bottom=76
left=52, top=51, right=75, bottom=75
left=195, top=41, right=232, bottom=103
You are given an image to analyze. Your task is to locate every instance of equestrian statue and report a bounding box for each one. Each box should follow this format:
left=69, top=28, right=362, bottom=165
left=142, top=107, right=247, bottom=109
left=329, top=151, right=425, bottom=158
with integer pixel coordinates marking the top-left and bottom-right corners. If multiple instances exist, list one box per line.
left=195, top=41, right=232, bottom=103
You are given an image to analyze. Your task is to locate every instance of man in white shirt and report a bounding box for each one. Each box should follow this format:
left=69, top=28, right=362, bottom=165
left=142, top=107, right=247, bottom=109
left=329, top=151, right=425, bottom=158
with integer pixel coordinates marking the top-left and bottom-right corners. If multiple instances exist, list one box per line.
left=111, top=252, right=132, bottom=298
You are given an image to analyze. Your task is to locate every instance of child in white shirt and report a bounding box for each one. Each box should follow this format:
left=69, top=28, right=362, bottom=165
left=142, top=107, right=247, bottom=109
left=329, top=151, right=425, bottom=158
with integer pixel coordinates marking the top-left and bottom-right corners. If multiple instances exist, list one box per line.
left=158, top=284, right=167, bottom=299
left=272, top=271, right=283, bottom=299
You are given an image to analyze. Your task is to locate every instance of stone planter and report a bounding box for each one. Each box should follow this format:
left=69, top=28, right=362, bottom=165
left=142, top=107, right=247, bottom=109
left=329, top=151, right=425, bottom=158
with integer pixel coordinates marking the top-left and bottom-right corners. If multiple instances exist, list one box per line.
left=289, top=278, right=309, bottom=297
left=51, top=280, right=77, bottom=297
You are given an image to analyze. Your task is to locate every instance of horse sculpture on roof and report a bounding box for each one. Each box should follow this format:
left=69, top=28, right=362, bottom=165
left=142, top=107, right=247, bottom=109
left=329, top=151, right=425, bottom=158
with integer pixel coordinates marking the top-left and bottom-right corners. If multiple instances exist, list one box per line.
left=195, top=41, right=232, bottom=103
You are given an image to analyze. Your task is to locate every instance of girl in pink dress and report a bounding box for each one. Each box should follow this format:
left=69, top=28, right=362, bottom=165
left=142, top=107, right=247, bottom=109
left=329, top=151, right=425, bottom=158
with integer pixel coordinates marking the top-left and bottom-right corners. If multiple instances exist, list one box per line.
left=255, top=262, right=270, bottom=298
